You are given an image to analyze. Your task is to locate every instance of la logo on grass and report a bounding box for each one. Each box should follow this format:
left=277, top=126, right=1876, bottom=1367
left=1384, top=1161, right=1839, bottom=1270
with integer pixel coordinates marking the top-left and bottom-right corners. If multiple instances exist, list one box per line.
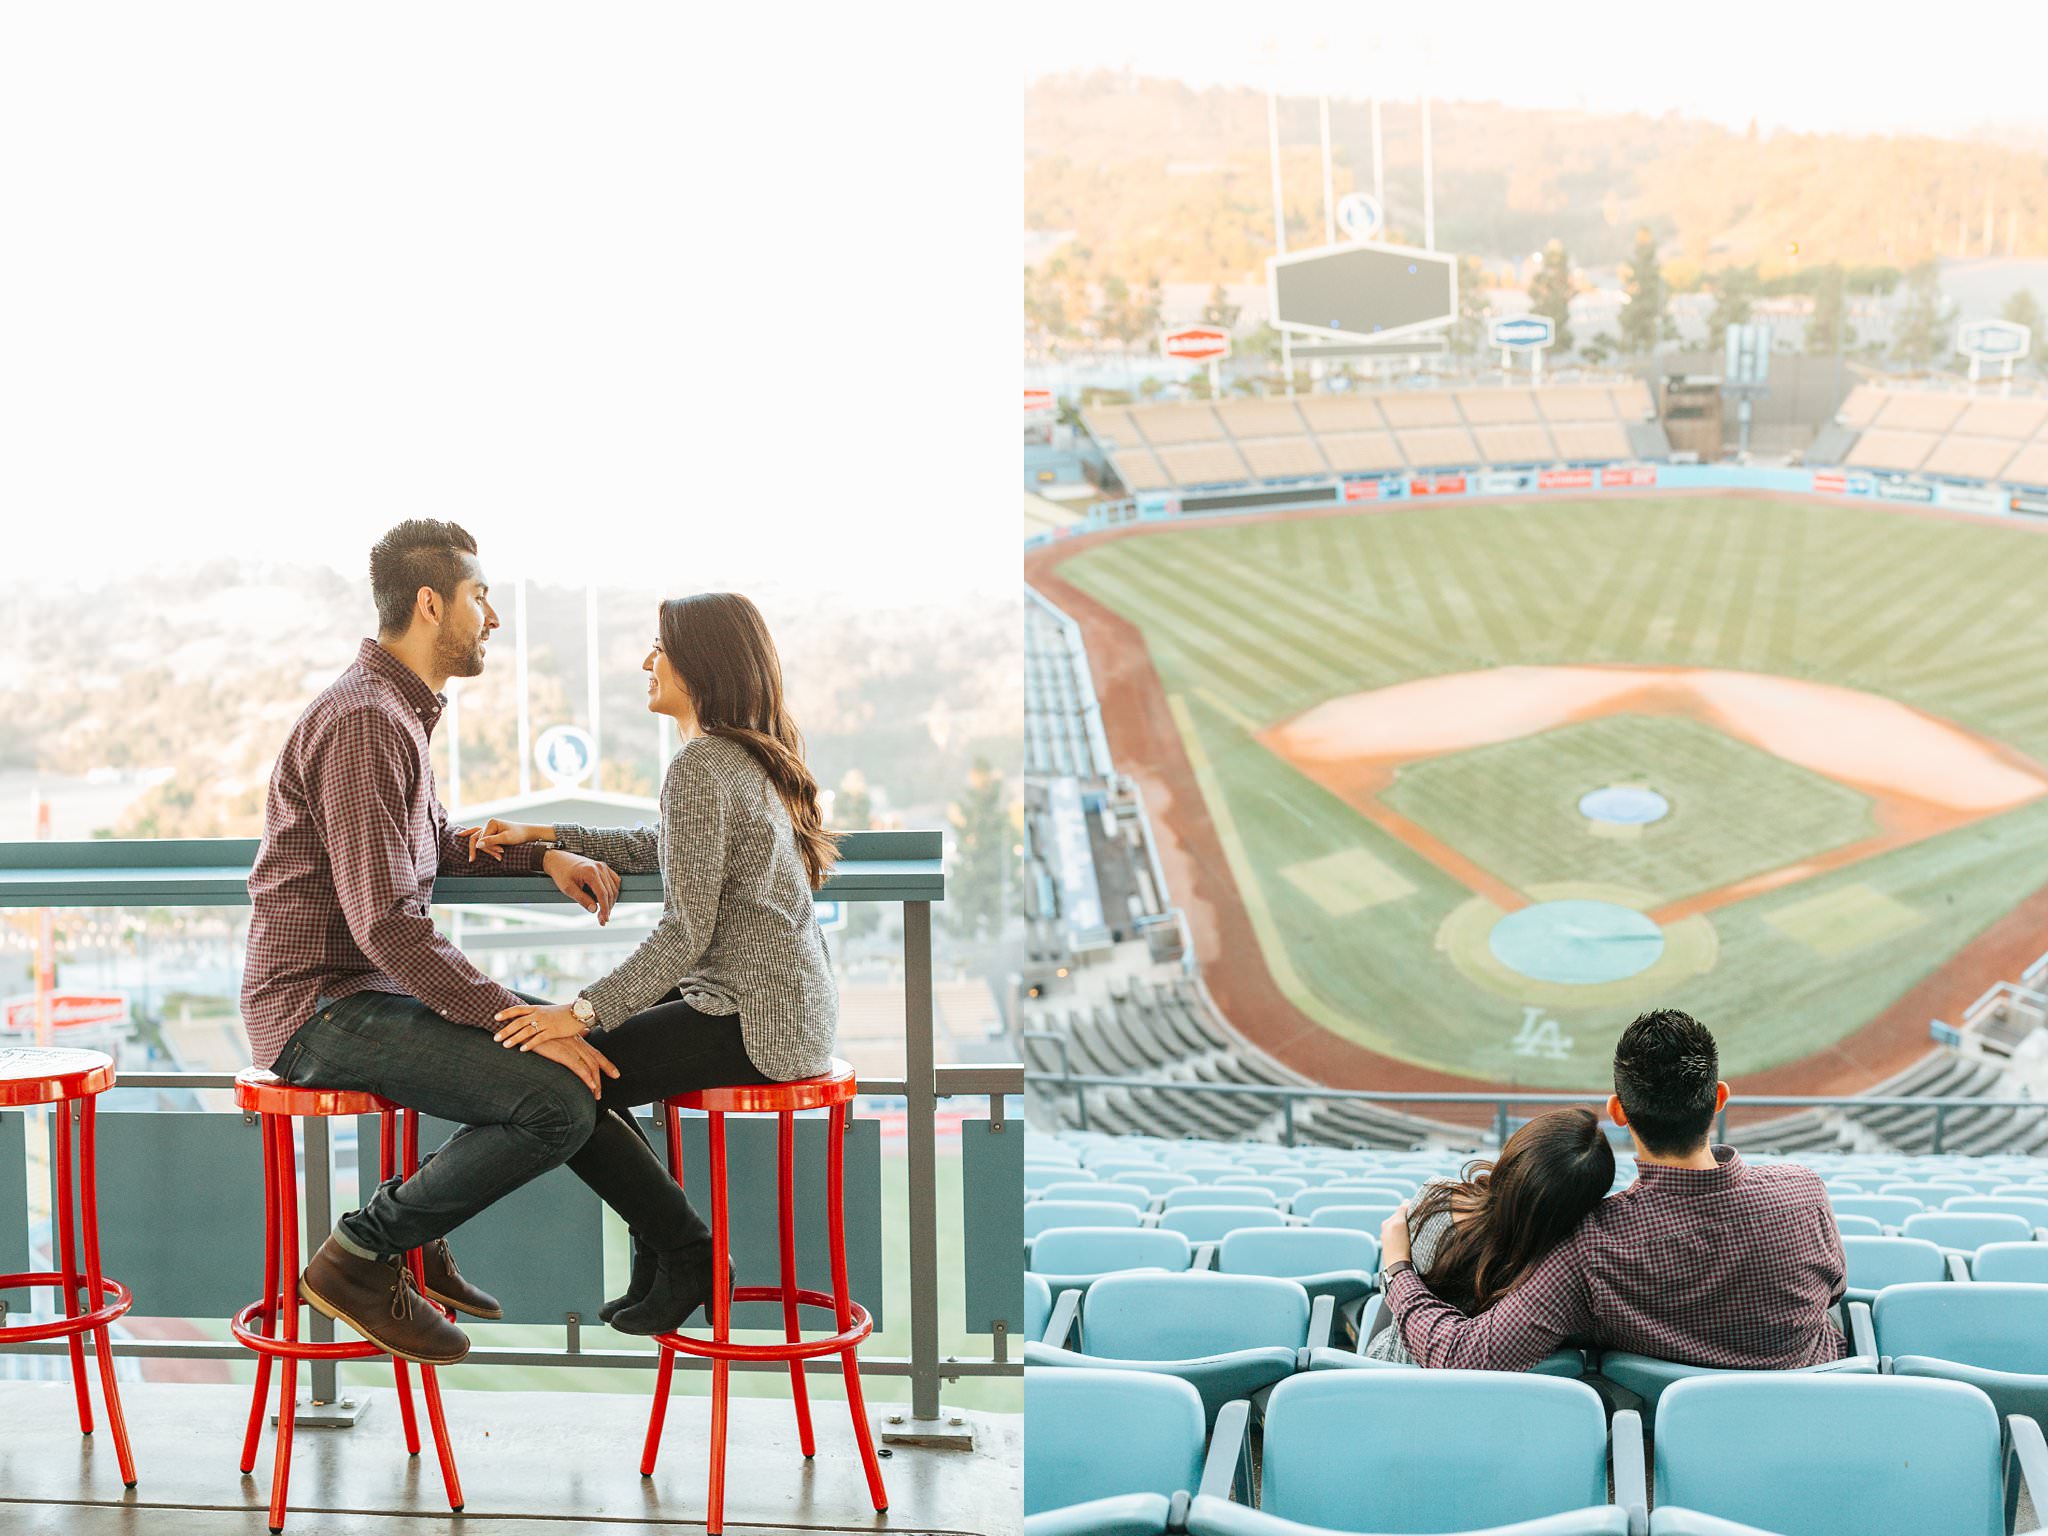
left=1511, top=1006, right=1573, bottom=1061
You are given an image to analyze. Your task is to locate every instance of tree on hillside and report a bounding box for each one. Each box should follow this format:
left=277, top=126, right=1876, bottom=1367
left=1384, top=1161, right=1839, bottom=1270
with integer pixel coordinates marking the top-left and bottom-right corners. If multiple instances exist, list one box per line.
left=1024, top=263, right=1069, bottom=342
left=1806, top=263, right=1857, bottom=355
left=831, top=770, right=881, bottom=940
left=1892, top=261, right=1951, bottom=369
left=1706, top=265, right=1759, bottom=353
left=2002, top=289, right=2044, bottom=365
left=1618, top=227, right=1669, bottom=357
left=946, top=758, right=1015, bottom=942
left=1451, top=254, right=1489, bottom=355
left=1528, top=240, right=1575, bottom=355
left=1202, top=283, right=1241, bottom=330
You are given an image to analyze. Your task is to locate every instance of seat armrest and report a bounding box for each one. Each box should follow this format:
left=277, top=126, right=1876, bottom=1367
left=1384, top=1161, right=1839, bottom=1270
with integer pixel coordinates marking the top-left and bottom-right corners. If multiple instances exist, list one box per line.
left=1193, top=1242, right=1218, bottom=1272
left=1848, top=1300, right=1875, bottom=1360
left=1200, top=1399, right=1253, bottom=1503
left=1610, top=1408, right=1647, bottom=1536
left=1043, top=1287, right=1082, bottom=1348
left=1947, top=1252, right=1972, bottom=1283
left=1304, top=1293, right=1336, bottom=1364
left=2007, top=1413, right=2048, bottom=1532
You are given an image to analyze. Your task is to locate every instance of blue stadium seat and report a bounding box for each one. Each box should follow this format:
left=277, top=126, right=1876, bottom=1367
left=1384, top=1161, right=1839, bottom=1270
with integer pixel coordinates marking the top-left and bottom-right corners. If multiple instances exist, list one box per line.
left=1026, top=1273, right=1052, bottom=1344
left=1821, top=1180, right=1865, bottom=1196
left=1874, top=1281, right=2048, bottom=1424
left=1305, top=1204, right=1400, bottom=1233
left=1027, top=1200, right=1144, bottom=1238
left=1086, top=1159, right=1170, bottom=1183
left=1037, top=1181, right=1154, bottom=1211
left=1217, top=1174, right=1307, bottom=1197
left=1944, top=1194, right=2048, bottom=1228
left=1899, top=1210, right=2033, bottom=1257
left=1214, top=1227, right=1377, bottom=1311
left=1652, top=1373, right=2045, bottom=1536
left=1291, top=1186, right=1410, bottom=1218
left=1025, top=1271, right=1326, bottom=1426
left=1831, top=1214, right=1884, bottom=1237
left=1183, top=1369, right=1638, bottom=1535
left=1968, top=1241, right=2048, bottom=1284
left=1877, top=1181, right=1976, bottom=1204
left=1115, top=1170, right=1198, bottom=1198
left=1164, top=1186, right=1288, bottom=1210
left=1839, top=1235, right=1946, bottom=1305
left=1828, top=1195, right=1921, bottom=1227
left=1028, top=1165, right=1092, bottom=1196
left=1031, top=1227, right=1194, bottom=1296
left=1597, top=1302, right=1876, bottom=1409
left=1024, top=1367, right=1213, bottom=1536
left=1159, top=1205, right=1289, bottom=1242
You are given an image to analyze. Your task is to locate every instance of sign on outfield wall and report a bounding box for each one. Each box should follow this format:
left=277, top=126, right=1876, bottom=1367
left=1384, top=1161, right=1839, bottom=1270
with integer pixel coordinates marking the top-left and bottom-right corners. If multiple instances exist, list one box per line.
left=1600, top=466, right=1657, bottom=488
left=1162, top=327, right=1231, bottom=362
left=2012, top=494, right=2048, bottom=517
left=1875, top=478, right=1936, bottom=504
left=1538, top=468, right=1594, bottom=490
left=1938, top=483, right=2006, bottom=514
left=1342, top=478, right=1383, bottom=501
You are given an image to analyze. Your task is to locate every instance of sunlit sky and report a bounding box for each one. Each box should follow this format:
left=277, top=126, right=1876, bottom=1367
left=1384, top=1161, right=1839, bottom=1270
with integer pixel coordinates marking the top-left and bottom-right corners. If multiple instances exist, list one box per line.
left=1025, top=0, right=2048, bottom=140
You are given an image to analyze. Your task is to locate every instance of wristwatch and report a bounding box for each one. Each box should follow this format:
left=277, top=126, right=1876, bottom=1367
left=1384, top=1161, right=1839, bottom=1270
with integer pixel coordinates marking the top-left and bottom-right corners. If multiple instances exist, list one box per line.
left=570, top=995, right=597, bottom=1029
left=1382, top=1260, right=1415, bottom=1283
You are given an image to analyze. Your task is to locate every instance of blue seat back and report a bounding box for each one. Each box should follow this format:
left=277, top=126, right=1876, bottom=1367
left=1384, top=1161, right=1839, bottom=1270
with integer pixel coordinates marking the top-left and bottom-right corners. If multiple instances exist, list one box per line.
left=1878, top=1181, right=1974, bottom=1203
left=1026, top=1166, right=1088, bottom=1195
left=1291, top=1186, right=1409, bottom=1218
left=1157, top=1204, right=1288, bottom=1241
left=1945, top=1195, right=2048, bottom=1227
left=1840, top=1235, right=1945, bottom=1293
left=1024, top=1366, right=1205, bottom=1515
left=1031, top=1226, right=1193, bottom=1279
left=1026, top=1200, right=1143, bottom=1238
left=1025, top=1274, right=1051, bottom=1341
left=1828, top=1195, right=1921, bottom=1226
left=1874, top=1281, right=2048, bottom=1374
left=1306, top=1203, right=1400, bottom=1232
left=1899, top=1211, right=2032, bottom=1252
left=1081, top=1271, right=1309, bottom=1360
left=1260, top=1370, right=1609, bottom=1531
left=1655, top=1374, right=2002, bottom=1536
left=1833, top=1213, right=1884, bottom=1237
left=1217, top=1174, right=1306, bottom=1197
left=1037, top=1181, right=1152, bottom=1211
left=1162, top=1185, right=1286, bottom=1210
left=1121, top=1170, right=1198, bottom=1197
left=1217, top=1226, right=1378, bottom=1279
left=1968, top=1241, right=2048, bottom=1284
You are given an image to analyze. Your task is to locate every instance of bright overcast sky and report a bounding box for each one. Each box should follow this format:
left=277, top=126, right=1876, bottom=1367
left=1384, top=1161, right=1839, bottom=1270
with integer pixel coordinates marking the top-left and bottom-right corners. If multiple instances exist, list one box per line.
left=0, top=6, right=1018, bottom=605
left=1024, top=0, right=2047, bottom=140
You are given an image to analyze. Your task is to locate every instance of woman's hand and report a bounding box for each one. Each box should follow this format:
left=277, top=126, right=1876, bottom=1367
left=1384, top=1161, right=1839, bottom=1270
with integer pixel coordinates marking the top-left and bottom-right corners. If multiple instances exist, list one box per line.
left=465, top=819, right=556, bottom=861
left=493, top=1002, right=589, bottom=1051
left=1380, top=1203, right=1413, bottom=1267
left=542, top=849, right=619, bottom=924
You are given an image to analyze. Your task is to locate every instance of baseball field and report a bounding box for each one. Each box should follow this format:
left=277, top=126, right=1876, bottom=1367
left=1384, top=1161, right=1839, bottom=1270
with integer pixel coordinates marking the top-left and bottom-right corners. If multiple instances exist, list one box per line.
left=1030, top=493, right=2048, bottom=1093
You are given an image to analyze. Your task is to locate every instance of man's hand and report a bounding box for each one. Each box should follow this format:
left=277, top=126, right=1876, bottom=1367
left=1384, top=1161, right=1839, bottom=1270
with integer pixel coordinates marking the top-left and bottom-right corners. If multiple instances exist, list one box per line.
left=493, top=1002, right=588, bottom=1051
left=529, top=1034, right=620, bottom=1098
left=542, top=848, right=619, bottom=924
left=1380, top=1202, right=1412, bottom=1267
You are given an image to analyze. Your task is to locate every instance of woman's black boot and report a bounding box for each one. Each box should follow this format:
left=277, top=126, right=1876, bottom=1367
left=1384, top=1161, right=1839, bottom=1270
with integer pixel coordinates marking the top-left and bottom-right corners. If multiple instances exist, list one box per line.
left=610, top=1246, right=738, bottom=1337
left=598, top=1231, right=660, bottom=1325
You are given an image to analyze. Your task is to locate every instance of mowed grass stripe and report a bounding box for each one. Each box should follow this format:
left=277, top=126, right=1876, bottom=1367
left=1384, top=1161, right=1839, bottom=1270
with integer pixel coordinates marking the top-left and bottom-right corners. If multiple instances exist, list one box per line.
left=1764, top=502, right=1810, bottom=665
left=1807, top=520, right=1978, bottom=675
left=1068, top=562, right=1297, bottom=715
left=1605, top=496, right=1715, bottom=663
left=1875, top=573, right=2048, bottom=701
left=1429, top=509, right=1536, bottom=661
left=1839, top=526, right=2027, bottom=680
left=1709, top=500, right=1774, bottom=670
left=1664, top=505, right=1739, bottom=667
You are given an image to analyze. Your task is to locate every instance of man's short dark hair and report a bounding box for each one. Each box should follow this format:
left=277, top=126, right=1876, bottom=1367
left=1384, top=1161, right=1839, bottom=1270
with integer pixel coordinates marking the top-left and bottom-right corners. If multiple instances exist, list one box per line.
left=1613, top=1009, right=1720, bottom=1156
left=368, top=521, right=479, bottom=637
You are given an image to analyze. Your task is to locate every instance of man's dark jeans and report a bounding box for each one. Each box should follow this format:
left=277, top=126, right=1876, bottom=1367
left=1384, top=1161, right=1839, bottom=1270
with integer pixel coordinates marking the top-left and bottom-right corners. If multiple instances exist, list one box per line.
left=273, top=989, right=596, bottom=1262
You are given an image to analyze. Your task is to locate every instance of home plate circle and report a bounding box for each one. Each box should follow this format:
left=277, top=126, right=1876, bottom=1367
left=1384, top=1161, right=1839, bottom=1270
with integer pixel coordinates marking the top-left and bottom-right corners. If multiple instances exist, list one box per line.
left=1579, top=786, right=1670, bottom=825
left=1489, top=900, right=1667, bottom=985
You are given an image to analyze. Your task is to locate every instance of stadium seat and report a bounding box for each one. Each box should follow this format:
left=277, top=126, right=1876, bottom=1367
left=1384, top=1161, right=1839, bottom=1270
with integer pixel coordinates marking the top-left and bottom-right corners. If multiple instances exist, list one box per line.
left=1944, top=1195, right=2048, bottom=1228
left=1653, top=1372, right=2046, bottom=1536
left=1291, top=1186, right=1410, bottom=1218
left=1217, top=1174, right=1307, bottom=1197
left=1028, top=1166, right=1092, bottom=1196
left=1828, top=1195, right=1922, bottom=1227
left=1024, top=1367, right=1218, bottom=1536
left=1036, top=1181, right=1154, bottom=1211
left=1025, top=1271, right=1327, bottom=1426
left=1306, top=1203, right=1400, bottom=1233
left=1213, top=1227, right=1378, bottom=1311
left=1878, top=1181, right=1975, bottom=1204
left=1030, top=1227, right=1195, bottom=1297
left=1026, top=1274, right=1052, bottom=1343
left=1899, top=1210, right=2033, bottom=1258
left=1183, top=1369, right=1639, bottom=1535
left=1832, top=1214, right=1884, bottom=1238
left=1968, top=1242, right=2048, bottom=1284
left=1118, top=1170, right=1199, bottom=1198
left=1027, top=1200, right=1144, bottom=1238
left=1086, top=1160, right=1169, bottom=1183
left=1159, top=1205, right=1289, bottom=1242
left=1874, top=1282, right=2048, bottom=1424
left=1839, top=1235, right=1946, bottom=1305
left=1597, top=1302, right=1875, bottom=1409
left=1163, top=1186, right=1288, bottom=1210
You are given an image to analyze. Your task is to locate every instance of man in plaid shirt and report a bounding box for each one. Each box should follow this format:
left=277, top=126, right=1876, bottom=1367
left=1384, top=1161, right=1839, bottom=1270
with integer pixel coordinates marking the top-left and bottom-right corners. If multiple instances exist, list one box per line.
left=241, top=520, right=625, bottom=1365
left=1381, top=1010, right=1849, bottom=1373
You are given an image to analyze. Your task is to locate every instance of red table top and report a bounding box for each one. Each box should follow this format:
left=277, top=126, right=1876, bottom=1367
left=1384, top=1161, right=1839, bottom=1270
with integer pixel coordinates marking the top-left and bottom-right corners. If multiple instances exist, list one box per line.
left=0, top=1046, right=116, bottom=1106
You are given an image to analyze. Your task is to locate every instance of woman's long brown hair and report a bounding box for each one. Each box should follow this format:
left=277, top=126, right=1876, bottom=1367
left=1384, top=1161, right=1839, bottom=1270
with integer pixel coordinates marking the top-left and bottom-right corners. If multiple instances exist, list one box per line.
left=1407, top=1106, right=1615, bottom=1315
left=657, top=593, right=839, bottom=891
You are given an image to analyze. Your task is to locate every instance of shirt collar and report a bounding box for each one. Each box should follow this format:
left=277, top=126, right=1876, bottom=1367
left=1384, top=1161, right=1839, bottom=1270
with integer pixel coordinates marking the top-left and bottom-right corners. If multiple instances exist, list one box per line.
left=1633, top=1145, right=1742, bottom=1187
left=356, top=639, right=447, bottom=731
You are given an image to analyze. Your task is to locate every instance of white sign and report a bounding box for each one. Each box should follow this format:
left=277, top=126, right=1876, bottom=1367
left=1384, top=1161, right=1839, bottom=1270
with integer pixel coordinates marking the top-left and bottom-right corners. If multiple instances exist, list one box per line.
left=1336, top=192, right=1383, bottom=242
left=813, top=900, right=847, bottom=933
left=533, top=724, right=596, bottom=787
left=1489, top=315, right=1554, bottom=350
left=1957, top=320, right=2031, bottom=362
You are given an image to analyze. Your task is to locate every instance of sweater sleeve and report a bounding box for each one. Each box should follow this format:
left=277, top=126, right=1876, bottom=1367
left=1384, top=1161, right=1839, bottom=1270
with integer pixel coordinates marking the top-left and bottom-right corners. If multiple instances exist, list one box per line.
left=578, top=751, right=727, bottom=1028
left=553, top=821, right=663, bottom=874
left=1385, top=1236, right=1593, bottom=1373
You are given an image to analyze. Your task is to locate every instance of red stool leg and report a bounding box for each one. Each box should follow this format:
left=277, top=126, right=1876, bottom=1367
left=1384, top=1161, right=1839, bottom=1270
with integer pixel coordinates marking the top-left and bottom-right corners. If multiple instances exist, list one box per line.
left=379, top=1110, right=422, bottom=1458
left=776, top=1111, right=815, bottom=1456
left=51, top=1100, right=94, bottom=1436
left=640, top=1104, right=684, bottom=1477
left=706, top=1110, right=731, bottom=1535
left=240, top=1114, right=282, bottom=1474
left=269, top=1117, right=301, bottom=1534
left=78, top=1097, right=136, bottom=1486
left=827, top=1103, right=888, bottom=1513
left=403, top=1112, right=463, bottom=1513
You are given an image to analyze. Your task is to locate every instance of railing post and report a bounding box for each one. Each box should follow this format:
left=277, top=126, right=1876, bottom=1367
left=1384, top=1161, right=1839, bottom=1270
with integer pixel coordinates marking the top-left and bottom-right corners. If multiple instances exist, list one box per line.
left=1932, top=1104, right=1946, bottom=1154
left=1281, top=1095, right=1295, bottom=1147
left=1494, top=1100, right=1509, bottom=1149
left=289, top=1115, right=363, bottom=1427
left=1717, top=1107, right=1729, bottom=1145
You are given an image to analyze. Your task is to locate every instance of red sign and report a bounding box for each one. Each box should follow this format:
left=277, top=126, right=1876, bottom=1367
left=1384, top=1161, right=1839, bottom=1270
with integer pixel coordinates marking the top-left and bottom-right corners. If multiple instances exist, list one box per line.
left=2, top=993, right=128, bottom=1034
left=1539, top=468, right=1594, bottom=490
left=1410, top=475, right=1468, bottom=497
left=1342, top=479, right=1382, bottom=501
left=1023, top=388, right=1055, bottom=413
left=1812, top=471, right=1846, bottom=495
left=1600, top=466, right=1658, bottom=488
left=1162, top=327, right=1231, bottom=362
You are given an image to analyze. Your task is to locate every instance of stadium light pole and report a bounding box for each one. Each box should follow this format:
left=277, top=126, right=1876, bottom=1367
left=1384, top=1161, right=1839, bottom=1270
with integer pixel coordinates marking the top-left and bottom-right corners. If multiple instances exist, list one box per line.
left=1421, top=87, right=1435, bottom=251
left=585, top=582, right=601, bottom=787
left=1319, top=94, right=1335, bottom=247
left=1267, top=79, right=1294, bottom=395
left=514, top=577, right=532, bottom=796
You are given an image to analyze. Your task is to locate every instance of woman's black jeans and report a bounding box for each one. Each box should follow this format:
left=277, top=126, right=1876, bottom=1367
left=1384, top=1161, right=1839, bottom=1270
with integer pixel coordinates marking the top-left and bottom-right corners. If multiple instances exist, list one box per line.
left=564, top=991, right=773, bottom=1257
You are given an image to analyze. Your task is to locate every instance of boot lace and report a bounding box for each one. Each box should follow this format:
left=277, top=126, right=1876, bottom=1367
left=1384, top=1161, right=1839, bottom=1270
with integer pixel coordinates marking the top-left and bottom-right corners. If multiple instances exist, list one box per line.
left=386, top=1258, right=422, bottom=1321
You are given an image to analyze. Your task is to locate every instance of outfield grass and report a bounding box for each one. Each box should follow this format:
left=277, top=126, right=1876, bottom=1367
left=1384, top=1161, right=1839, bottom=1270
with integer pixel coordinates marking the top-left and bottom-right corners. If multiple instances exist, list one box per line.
left=1062, top=497, right=2048, bottom=1085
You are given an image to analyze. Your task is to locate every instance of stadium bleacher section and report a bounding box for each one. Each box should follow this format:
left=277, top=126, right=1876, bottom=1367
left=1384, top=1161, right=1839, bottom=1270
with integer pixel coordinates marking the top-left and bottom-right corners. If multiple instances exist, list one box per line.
left=1023, top=1125, right=2048, bottom=1536
left=1835, top=383, right=2048, bottom=488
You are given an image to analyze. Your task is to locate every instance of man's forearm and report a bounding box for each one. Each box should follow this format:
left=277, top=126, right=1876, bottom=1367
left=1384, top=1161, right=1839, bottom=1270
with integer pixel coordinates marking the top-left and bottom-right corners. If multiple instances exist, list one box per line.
left=358, top=906, right=524, bottom=1029
left=1383, top=1269, right=1565, bottom=1373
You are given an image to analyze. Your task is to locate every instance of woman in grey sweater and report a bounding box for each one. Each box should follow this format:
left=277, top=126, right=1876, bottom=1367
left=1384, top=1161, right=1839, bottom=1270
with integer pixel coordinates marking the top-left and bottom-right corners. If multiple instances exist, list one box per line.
left=470, top=592, right=840, bottom=1335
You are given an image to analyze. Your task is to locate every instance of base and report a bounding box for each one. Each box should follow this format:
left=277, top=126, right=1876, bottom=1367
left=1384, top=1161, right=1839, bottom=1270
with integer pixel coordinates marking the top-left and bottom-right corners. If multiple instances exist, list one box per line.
left=272, top=1394, right=368, bottom=1429
left=879, top=1406, right=976, bottom=1450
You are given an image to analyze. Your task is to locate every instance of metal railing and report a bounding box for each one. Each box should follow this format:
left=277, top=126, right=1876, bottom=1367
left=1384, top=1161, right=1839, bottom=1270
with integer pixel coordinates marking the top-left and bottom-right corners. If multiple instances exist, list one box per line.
left=0, top=834, right=1023, bottom=1436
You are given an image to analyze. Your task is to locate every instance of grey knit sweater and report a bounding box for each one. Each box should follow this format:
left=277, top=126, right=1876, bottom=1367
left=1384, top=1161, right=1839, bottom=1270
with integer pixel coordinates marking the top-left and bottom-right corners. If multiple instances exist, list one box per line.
left=553, top=733, right=836, bottom=1082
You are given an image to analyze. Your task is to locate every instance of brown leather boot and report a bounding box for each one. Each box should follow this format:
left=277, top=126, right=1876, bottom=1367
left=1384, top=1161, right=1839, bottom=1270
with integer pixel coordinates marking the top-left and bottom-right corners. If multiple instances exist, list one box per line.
left=419, top=1238, right=502, bottom=1320
left=299, top=1235, right=470, bottom=1365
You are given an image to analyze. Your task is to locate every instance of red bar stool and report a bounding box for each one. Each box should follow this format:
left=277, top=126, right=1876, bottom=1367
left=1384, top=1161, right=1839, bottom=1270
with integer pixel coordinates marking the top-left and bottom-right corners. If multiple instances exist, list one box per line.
left=230, top=1068, right=462, bottom=1533
left=639, top=1057, right=889, bottom=1534
left=0, top=1045, right=135, bottom=1488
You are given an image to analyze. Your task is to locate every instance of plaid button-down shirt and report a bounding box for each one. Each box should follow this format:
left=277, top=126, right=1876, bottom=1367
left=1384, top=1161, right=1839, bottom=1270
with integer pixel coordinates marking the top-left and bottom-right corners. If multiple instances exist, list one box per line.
left=1385, top=1147, right=1848, bottom=1372
left=239, top=639, right=548, bottom=1068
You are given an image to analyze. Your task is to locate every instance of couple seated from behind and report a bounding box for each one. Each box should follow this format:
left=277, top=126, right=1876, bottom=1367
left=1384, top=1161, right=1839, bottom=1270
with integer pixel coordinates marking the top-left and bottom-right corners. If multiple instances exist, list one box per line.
left=1368, top=1009, right=1848, bottom=1371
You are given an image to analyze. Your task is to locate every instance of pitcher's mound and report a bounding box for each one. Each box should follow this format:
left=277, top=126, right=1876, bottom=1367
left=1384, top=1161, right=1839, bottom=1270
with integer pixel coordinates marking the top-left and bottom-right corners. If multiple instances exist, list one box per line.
left=1490, top=899, right=1666, bottom=984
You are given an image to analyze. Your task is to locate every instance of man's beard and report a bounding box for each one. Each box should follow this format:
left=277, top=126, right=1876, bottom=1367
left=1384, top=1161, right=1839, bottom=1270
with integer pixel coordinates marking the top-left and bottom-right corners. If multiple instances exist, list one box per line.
left=436, top=629, right=486, bottom=679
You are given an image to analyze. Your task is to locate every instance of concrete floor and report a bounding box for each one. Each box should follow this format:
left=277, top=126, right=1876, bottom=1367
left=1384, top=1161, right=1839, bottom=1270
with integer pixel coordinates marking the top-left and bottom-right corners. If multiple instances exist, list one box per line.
left=0, top=1382, right=1021, bottom=1535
